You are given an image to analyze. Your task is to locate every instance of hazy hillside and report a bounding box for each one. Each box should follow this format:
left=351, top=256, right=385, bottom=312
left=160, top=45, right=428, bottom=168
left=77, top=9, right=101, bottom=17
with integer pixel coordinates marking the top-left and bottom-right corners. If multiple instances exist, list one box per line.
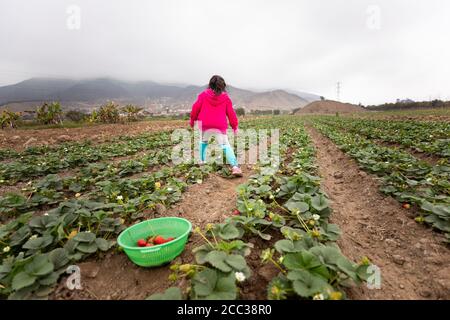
left=0, top=78, right=312, bottom=112
left=295, top=100, right=366, bottom=114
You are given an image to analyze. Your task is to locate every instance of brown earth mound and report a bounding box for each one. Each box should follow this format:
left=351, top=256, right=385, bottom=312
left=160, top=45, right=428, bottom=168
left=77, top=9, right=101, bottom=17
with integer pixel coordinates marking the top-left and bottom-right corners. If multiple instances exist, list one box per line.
left=296, top=100, right=366, bottom=114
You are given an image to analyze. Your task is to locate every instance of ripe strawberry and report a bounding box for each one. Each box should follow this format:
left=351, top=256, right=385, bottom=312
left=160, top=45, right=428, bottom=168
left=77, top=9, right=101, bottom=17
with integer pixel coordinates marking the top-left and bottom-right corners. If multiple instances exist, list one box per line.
left=145, top=243, right=154, bottom=247
left=166, top=237, right=175, bottom=242
left=137, top=239, right=147, bottom=247
left=154, top=235, right=165, bottom=245
left=402, top=203, right=411, bottom=209
left=233, top=209, right=240, bottom=216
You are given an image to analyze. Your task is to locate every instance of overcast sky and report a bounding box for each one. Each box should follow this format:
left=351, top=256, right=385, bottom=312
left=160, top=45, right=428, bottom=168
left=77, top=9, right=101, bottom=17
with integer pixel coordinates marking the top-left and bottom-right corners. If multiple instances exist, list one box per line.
left=0, top=0, right=449, bottom=105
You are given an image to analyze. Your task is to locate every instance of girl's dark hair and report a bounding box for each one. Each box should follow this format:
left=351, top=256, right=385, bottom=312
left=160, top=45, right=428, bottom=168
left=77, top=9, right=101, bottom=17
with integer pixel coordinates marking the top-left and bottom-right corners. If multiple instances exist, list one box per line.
left=208, top=75, right=226, bottom=95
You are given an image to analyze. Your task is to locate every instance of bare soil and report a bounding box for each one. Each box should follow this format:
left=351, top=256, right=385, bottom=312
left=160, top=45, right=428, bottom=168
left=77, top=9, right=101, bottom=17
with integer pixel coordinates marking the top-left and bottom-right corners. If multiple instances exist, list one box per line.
left=306, top=125, right=450, bottom=300
left=0, top=120, right=186, bottom=151
left=296, top=100, right=366, bottom=115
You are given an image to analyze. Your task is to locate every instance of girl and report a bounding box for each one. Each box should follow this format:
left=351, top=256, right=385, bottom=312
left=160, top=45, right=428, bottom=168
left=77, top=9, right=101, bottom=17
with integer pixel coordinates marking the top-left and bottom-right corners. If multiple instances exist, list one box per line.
left=190, top=75, right=242, bottom=177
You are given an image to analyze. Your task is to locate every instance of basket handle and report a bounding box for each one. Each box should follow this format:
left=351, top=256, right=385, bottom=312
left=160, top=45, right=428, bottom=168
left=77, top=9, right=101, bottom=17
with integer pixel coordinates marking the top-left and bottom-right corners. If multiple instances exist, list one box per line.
left=141, top=246, right=161, bottom=253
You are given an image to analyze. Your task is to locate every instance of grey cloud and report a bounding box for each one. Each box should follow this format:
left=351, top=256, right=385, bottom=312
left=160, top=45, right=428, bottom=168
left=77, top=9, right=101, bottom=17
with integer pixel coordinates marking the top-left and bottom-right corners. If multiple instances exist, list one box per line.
left=0, top=0, right=449, bottom=104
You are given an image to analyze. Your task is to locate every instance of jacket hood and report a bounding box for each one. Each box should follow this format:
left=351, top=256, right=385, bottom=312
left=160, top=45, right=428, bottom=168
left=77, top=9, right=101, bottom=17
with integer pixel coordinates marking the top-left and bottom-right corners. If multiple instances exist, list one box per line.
left=203, top=88, right=229, bottom=106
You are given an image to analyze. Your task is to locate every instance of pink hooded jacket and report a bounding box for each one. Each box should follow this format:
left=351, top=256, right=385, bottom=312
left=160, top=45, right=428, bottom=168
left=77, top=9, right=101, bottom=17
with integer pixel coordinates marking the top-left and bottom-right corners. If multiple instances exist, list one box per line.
left=190, top=88, right=238, bottom=134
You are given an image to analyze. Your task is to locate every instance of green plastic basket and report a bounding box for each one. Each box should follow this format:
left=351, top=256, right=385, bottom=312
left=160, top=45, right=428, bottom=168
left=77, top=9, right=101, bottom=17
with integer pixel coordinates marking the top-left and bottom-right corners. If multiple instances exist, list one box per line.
left=117, top=217, right=192, bottom=267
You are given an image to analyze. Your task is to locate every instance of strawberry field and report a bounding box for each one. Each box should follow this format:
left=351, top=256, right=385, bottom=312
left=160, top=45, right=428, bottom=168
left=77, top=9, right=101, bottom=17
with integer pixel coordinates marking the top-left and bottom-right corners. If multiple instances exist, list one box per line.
left=0, top=115, right=449, bottom=300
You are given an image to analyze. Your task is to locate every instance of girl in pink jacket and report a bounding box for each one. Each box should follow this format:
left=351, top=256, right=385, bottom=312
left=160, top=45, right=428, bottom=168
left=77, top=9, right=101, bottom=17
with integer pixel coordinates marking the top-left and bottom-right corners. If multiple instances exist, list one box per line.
left=190, top=75, right=242, bottom=176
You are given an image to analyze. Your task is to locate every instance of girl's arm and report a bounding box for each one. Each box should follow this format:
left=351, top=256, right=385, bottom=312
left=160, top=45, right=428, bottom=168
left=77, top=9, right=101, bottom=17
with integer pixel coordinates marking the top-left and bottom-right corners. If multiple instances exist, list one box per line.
left=226, top=99, right=239, bottom=134
left=190, top=94, right=203, bottom=128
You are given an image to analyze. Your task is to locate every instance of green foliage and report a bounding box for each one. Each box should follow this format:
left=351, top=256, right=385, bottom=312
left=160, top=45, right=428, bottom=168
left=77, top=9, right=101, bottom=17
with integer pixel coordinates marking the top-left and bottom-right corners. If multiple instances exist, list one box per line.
left=94, top=102, right=120, bottom=123
left=122, top=104, right=143, bottom=122
left=36, top=102, right=63, bottom=125
left=65, top=110, right=87, bottom=122
left=0, top=110, right=20, bottom=129
left=235, top=107, right=245, bottom=116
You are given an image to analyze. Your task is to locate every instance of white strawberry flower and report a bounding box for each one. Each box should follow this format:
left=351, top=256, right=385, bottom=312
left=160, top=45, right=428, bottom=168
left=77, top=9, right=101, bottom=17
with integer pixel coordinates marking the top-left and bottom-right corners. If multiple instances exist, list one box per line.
left=116, top=195, right=123, bottom=200
left=312, top=214, right=320, bottom=221
left=235, top=272, right=246, bottom=282
left=3, top=246, right=10, bottom=253
left=30, top=235, right=38, bottom=240
left=313, top=293, right=324, bottom=300
left=167, top=187, right=173, bottom=192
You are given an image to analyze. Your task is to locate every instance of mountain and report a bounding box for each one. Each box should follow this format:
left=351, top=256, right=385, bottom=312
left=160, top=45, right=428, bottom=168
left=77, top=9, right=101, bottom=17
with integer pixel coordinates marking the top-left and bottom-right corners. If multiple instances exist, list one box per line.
left=0, top=77, right=312, bottom=112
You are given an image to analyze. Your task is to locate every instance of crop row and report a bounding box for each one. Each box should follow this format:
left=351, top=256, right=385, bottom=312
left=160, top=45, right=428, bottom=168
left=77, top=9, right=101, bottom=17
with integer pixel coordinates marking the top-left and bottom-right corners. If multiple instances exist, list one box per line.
left=316, top=116, right=450, bottom=159
left=0, top=131, right=175, bottom=184
left=149, top=118, right=370, bottom=300
left=0, top=129, right=243, bottom=299
left=312, top=118, right=450, bottom=241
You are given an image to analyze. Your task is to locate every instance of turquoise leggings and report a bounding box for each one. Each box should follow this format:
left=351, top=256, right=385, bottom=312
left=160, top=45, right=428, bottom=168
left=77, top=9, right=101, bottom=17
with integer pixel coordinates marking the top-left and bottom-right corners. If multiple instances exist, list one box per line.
left=200, top=140, right=238, bottom=167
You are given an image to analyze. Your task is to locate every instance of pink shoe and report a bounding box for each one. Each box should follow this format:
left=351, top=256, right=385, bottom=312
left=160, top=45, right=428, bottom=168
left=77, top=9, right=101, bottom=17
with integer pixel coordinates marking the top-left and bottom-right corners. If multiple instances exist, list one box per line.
left=232, top=166, right=243, bottom=177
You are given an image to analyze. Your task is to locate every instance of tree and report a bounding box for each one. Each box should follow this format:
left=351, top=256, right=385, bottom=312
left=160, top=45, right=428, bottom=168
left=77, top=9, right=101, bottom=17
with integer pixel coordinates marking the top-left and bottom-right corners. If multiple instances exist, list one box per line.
left=320, top=96, right=325, bottom=101
left=95, top=101, right=120, bottom=123
left=65, top=110, right=87, bottom=122
left=235, top=107, right=245, bottom=116
left=122, top=104, right=143, bottom=122
left=273, top=109, right=281, bottom=115
left=0, top=110, right=20, bottom=129
left=36, top=102, right=63, bottom=125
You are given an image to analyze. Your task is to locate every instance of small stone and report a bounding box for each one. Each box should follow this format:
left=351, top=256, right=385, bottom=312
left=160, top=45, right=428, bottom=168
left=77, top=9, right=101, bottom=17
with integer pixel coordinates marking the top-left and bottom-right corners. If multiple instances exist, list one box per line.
left=333, top=172, right=344, bottom=179
left=399, top=284, right=405, bottom=289
left=359, top=171, right=368, bottom=178
left=385, top=239, right=396, bottom=247
left=154, top=203, right=166, bottom=215
left=419, top=290, right=432, bottom=298
left=82, top=263, right=100, bottom=278
left=23, top=137, right=37, bottom=148
left=57, top=135, right=71, bottom=142
left=392, top=254, right=405, bottom=265
left=419, top=238, right=428, bottom=244
left=12, top=135, right=21, bottom=141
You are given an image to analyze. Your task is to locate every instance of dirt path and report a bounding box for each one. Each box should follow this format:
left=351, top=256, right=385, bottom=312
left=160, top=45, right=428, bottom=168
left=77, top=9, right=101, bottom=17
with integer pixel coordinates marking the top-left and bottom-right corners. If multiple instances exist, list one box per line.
left=305, top=125, right=450, bottom=300
left=52, top=166, right=254, bottom=300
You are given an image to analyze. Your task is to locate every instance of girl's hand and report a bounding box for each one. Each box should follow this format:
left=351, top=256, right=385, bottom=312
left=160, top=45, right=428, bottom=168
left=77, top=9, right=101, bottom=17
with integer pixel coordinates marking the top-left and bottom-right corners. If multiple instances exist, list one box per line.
left=233, top=129, right=238, bottom=136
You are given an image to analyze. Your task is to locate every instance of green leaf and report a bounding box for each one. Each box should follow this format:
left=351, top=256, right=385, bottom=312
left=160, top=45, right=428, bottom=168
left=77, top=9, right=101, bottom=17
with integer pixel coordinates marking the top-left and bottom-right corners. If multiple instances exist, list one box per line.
left=73, top=231, right=96, bottom=243
left=48, top=248, right=69, bottom=270
left=204, top=251, right=231, bottom=272
left=274, top=239, right=308, bottom=253
left=207, top=272, right=237, bottom=300
left=95, top=238, right=111, bottom=251
left=192, top=268, right=217, bottom=297
left=11, top=272, right=37, bottom=291
left=192, top=269, right=237, bottom=300
left=311, top=194, right=328, bottom=212
left=147, top=287, right=183, bottom=300
left=285, top=201, right=309, bottom=213
left=225, top=254, right=247, bottom=271
left=216, top=223, right=241, bottom=240
left=22, top=235, right=54, bottom=250
left=38, top=272, right=60, bottom=286
left=76, top=242, right=98, bottom=254
left=283, top=251, right=322, bottom=271
left=289, top=270, right=331, bottom=298
left=25, top=254, right=54, bottom=276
